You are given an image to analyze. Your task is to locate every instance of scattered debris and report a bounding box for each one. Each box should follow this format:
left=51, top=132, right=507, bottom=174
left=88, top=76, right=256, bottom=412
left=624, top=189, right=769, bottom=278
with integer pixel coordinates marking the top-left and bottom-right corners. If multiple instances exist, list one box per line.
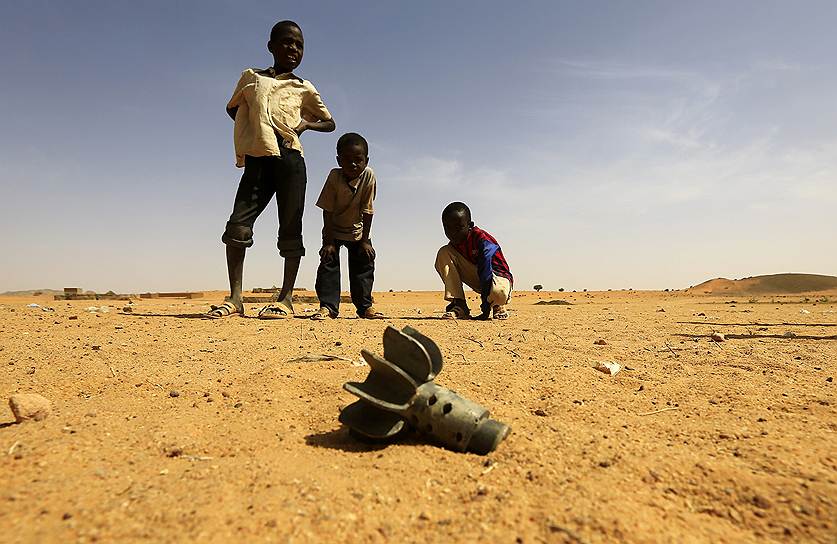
left=637, top=407, right=679, bottom=416
left=800, top=309, right=810, bottom=315
left=710, top=332, right=725, bottom=342
left=285, top=354, right=354, bottom=364
left=26, top=303, right=40, bottom=308
left=8, top=394, right=52, bottom=422
left=593, top=339, right=607, bottom=345
left=593, top=361, right=621, bottom=376
left=122, top=306, right=133, bottom=313
left=783, top=331, right=797, bottom=338
left=533, top=409, right=548, bottom=417
left=656, top=308, right=666, bottom=312
left=40, top=306, right=55, bottom=312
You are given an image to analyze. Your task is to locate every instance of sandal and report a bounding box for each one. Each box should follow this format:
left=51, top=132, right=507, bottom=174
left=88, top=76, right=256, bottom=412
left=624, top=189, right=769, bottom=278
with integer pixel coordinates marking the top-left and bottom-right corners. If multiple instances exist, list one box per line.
left=258, top=302, right=293, bottom=319
left=311, top=307, right=337, bottom=320
left=359, top=307, right=386, bottom=319
left=492, top=305, right=509, bottom=320
left=441, top=303, right=469, bottom=320
left=205, top=301, right=243, bottom=320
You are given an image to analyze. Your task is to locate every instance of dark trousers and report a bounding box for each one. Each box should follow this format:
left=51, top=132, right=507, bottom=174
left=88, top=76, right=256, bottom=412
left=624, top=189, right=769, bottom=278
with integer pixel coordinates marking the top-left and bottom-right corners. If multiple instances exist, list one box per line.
left=222, top=152, right=307, bottom=258
left=315, top=240, right=375, bottom=316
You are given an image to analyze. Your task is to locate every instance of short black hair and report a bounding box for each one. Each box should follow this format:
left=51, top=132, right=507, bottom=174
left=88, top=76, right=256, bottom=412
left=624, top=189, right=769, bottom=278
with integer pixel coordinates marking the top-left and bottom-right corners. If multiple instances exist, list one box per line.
left=270, top=20, right=302, bottom=41
left=336, top=132, right=369, bottom=155
left=442, top=202, right=471, bottom=222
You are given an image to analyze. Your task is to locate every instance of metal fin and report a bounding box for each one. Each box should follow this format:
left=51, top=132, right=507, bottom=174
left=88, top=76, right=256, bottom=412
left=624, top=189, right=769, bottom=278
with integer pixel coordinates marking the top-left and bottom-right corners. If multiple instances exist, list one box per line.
left=401, top=325, right=443, bottom=380
left=382, top=326, right=433, bottom=383
left=339, top=401, right=406, bottom=438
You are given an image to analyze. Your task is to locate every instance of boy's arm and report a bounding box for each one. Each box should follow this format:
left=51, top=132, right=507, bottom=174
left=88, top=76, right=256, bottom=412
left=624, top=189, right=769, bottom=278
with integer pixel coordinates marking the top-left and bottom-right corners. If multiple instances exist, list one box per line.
left=320, top=211, right=337, bottom=262
left=475, top=237, right=499, bottom=318
left=295, top=118, right=335, bottom=135
left=359, top=213, right=375, bottom=260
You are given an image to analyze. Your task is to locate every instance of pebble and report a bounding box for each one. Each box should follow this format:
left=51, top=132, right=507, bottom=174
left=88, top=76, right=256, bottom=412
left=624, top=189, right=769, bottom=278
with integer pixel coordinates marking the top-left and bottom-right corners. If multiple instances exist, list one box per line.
left=169, top=390, right=180, bottom=398
left=593, top=339, right=607, bottom=345
left=533, top=409, right=548, bottom=417
left=8, top=393, right=52, bottom=422
left=710, top=332, right=725, bottom=342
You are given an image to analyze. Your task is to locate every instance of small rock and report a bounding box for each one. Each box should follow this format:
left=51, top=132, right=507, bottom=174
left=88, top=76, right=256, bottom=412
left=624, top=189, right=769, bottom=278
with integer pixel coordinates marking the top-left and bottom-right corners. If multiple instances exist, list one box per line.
left=234, top=402, right=243, bottom=408
left=826, top=377, right=832, bottom=383
left=710, top=332, right=725, bottom=342
left=656, top=308, right=665, bottom=312
left=593, top=361, right=621, bottom=376
left=122, top=306, right=133, bottom=313
left=169, top=390, right=180, bottom=398
left=9, top=394, right=52, bottom=422
left=783, top=331, right=797, bottom=338
left=221, top=391, right=230, bottom=398
left=68, top=316, right=78, bottom=320
left=593, top=339, right=607, bottom=345
left=533, top=408, right=548, bottom=417
left=752, top=494, right=772, bottom=509
left=697, top=312, right=706, bottom=316
left=91, top=345, right=101, bottom=351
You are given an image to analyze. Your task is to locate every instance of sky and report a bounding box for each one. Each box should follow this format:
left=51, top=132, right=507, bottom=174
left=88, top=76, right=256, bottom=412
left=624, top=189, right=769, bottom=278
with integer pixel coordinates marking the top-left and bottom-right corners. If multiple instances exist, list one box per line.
left=1, top=1, right=836, bottom=293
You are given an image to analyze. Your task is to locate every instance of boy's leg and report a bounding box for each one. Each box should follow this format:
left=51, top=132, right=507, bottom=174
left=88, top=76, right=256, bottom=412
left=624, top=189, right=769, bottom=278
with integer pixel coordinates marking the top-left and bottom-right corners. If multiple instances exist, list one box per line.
left=435, top=245, right=481, bottom=300
left=260, top=150, right=307, bottom=317
left=314, top=242, right=342, bottom=316
left=210, top=156, right=275, bottom=317
left=346, top=241, right=376, bottom=316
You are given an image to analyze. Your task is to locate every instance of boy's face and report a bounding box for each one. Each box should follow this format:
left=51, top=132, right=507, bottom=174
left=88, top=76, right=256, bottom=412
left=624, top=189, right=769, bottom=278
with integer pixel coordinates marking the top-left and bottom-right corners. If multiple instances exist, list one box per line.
left=268, top=25, right=304, bottom=73
left=336, top=144, right=369, bottom=180
left=443, top=211, right=472, bottom=244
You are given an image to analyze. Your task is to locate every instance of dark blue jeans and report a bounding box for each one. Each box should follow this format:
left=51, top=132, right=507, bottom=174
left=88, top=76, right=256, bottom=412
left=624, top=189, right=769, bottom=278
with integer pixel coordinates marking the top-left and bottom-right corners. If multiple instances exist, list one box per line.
left=315, top=240, right=375, bottom=316
left=222, top=152, right=307, bottom=258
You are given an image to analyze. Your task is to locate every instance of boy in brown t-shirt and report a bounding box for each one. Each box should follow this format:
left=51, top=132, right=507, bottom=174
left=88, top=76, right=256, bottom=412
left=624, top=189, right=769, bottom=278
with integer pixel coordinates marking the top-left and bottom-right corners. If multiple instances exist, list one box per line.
left=312, top=133, right=384, bottom=319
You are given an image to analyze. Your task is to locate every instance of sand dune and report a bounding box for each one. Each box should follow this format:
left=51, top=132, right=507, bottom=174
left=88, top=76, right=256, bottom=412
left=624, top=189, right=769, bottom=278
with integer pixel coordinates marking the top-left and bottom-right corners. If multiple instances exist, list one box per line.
left=688, top=273, right=837, bottom=296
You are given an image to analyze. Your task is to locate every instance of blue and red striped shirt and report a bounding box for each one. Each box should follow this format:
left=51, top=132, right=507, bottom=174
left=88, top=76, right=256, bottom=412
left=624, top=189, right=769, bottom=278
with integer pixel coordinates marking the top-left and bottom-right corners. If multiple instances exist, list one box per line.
left=451, top=226, right=513, bottom=311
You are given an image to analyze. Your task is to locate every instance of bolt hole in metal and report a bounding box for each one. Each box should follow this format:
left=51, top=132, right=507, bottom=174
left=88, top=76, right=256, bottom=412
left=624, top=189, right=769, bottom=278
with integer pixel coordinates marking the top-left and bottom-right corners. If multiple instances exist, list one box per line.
left=428, top=395, right=437, bottom=405
left=442, top=403, right=452, bottom=415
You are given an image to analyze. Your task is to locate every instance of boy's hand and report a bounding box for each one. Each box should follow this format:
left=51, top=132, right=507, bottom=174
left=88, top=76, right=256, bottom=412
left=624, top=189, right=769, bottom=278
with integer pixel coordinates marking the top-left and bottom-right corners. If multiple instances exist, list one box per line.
left=359, top=240, right=375, bottom=261
left=319, top=243, right=337, bottom=262
left=294, top=120, right=309, bottom=135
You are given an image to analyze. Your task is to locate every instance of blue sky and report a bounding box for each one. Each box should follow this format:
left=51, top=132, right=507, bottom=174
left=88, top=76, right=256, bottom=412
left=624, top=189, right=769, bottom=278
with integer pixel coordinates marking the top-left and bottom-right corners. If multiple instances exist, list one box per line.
left=1, top=1, right=835, bottom=293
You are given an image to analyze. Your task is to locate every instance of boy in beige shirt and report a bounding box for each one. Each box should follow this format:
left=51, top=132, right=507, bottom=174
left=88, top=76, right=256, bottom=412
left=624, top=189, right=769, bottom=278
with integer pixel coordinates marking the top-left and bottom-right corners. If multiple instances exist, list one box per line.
left=206, top=20, right=335, bottom=320
left=312, top=133, right=384, bottom=319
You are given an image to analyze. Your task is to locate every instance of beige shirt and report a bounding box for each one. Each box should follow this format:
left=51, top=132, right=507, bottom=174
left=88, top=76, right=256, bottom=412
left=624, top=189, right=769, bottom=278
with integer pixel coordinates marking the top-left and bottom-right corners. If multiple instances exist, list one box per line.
left=227, top=67, right=332, bottom=167
left=316, top=167, right=377, bottom=241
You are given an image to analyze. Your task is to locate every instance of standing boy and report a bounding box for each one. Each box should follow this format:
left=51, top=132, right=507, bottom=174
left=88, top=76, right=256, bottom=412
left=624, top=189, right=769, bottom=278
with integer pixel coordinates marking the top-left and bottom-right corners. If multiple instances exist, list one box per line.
left=435, top=202, right=513, bottom=320
left=207, top=20, right=335, bottom=319
left=311, top=133, right=384, bottom=320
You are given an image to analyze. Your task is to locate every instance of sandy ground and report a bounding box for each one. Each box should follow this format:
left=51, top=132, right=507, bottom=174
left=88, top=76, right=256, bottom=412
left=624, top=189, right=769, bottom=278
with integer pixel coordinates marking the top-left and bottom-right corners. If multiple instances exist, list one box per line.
left=0, top=289, right=835, bottom=543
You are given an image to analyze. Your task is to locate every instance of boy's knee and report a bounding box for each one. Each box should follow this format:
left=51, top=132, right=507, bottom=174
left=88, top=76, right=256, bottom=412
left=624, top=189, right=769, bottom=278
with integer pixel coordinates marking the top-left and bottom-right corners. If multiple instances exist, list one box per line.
left=277, top=238, right=305, bottom=258
left=436, top=245, right=454, bottom=266
left=222, top=223, right=254, bottom=248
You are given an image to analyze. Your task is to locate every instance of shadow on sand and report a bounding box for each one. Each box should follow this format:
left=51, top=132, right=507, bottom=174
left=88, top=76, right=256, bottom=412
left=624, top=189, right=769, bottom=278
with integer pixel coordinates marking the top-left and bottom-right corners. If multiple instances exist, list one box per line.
left=674, top=333, right=837, bottom=341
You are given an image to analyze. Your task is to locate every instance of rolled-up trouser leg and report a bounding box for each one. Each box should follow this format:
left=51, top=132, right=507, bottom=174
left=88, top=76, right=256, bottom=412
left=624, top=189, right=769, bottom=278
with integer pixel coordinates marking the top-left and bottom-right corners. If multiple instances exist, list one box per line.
left=274, top=149, right=307, bottom=258
left=222, top=155, right=276, bottom=248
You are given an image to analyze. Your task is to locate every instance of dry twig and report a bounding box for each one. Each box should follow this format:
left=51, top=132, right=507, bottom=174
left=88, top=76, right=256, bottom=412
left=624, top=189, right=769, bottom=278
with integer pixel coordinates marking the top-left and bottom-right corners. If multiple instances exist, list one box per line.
left=637, top=407, right=679, bottom=416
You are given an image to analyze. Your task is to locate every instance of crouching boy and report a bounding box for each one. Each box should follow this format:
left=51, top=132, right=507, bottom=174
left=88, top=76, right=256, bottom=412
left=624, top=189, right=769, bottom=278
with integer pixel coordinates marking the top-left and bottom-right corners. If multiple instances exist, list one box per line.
left=435, top=202, right=512, bottom=320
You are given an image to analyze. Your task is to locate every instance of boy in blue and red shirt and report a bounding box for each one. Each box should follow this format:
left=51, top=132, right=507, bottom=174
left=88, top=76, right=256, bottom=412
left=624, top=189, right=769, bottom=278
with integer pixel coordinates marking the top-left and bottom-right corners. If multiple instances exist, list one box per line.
left=435, top=202, right=513, bottom=320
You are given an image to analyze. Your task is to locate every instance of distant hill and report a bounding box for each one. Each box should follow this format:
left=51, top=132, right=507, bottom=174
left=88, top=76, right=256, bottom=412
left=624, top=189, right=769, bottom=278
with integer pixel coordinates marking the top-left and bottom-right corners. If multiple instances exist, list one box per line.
left=0, top=288, right=66, bottom=296
left=688, top=273, right=837, bottom=295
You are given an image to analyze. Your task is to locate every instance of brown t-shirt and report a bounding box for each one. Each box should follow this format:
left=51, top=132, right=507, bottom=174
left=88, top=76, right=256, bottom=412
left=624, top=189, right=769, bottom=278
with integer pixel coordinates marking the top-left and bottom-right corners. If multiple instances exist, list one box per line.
left=315, top=167, right=376, bottom=241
